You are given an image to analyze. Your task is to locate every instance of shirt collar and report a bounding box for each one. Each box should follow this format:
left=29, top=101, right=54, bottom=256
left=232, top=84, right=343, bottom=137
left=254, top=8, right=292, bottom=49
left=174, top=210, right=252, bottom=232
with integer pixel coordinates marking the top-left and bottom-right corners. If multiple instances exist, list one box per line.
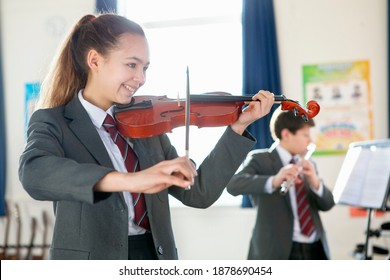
left=78, top=90, right=114, bottom=128
left=275, top=144, right=301, bottom=165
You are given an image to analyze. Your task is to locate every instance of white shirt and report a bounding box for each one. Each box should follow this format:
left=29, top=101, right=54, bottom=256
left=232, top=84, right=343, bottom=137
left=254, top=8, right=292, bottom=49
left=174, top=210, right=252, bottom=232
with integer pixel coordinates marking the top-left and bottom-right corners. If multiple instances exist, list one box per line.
left=264, top=144, right=323, bottom=243
left=78, top=91, right=145, bottom=235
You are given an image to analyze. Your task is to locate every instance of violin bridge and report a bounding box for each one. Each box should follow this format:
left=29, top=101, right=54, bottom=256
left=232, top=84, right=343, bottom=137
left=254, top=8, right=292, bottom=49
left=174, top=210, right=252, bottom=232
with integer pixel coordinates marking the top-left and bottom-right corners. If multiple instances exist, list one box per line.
left=177, top=91, right=180, bottom=107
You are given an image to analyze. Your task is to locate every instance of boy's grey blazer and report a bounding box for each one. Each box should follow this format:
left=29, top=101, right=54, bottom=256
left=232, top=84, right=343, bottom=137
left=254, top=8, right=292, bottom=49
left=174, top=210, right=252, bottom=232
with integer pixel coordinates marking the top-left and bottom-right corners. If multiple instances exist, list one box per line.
left=227, top=147, right=335, bottom=260
left=19, top=95, right=256, bottom=260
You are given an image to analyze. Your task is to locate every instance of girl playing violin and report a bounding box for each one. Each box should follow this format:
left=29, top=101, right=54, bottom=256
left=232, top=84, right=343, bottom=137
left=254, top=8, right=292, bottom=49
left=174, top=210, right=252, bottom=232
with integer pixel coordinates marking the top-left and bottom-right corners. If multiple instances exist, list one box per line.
left=19, top=13, right=274, bottom=260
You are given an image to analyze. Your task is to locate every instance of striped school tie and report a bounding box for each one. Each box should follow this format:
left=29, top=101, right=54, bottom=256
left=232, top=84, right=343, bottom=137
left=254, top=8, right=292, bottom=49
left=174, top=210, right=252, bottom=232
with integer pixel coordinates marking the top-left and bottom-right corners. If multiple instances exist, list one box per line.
left=103, top=114, right=150, bottom=231
left=291, top=158, right=315, bottom=236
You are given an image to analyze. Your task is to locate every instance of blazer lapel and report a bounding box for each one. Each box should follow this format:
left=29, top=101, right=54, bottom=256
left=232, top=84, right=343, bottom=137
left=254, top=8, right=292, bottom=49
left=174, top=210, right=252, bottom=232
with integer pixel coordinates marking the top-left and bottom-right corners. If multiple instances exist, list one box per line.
left=64, top=95, right=113, bottom=168
left=269, top=148, right=293, bottom=207
left=269, top=147, right=283, bottom=173
left=131, top=138, right=157, bottom=170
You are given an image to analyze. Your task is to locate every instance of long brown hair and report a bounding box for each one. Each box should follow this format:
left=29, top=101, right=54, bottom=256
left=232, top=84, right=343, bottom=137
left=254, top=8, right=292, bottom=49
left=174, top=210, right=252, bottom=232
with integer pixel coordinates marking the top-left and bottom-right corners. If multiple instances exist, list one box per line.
left=37, top=14, right=145, bottom=109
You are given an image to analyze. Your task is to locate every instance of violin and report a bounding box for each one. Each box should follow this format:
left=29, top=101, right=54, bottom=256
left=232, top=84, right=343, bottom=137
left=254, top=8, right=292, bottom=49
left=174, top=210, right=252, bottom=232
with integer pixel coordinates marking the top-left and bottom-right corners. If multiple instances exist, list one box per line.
left=114, top=92, right=320, bottom=138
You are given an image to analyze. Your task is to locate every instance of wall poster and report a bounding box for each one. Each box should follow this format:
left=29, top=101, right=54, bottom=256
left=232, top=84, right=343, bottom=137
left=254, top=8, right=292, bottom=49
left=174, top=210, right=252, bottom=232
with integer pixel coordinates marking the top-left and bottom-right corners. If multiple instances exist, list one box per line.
left=303, top=60, right=373, bottom=154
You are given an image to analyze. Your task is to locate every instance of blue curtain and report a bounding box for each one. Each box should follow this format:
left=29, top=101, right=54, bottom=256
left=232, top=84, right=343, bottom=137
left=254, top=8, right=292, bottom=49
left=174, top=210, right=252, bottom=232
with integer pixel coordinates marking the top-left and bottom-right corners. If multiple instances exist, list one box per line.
left=96, top=0, right=117, bottom=13
left=0, top=25, right=6, bottom=216
left=242, top=0, right=282, bottom=149
left=241, top=0, right=282, bottom=207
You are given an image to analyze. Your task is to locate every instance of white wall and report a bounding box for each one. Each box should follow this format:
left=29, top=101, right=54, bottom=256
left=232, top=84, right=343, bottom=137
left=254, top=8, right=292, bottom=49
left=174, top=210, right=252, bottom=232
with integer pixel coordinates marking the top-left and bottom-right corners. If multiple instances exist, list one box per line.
left=0, top=0, right=389, bottom=260
left=1, top=0, right=95, bottom=200
left=0, top=0, right=95, bottom=258
left=172, top=0, right=390, bottom=260
left=274, top=0, right=389, bottom=259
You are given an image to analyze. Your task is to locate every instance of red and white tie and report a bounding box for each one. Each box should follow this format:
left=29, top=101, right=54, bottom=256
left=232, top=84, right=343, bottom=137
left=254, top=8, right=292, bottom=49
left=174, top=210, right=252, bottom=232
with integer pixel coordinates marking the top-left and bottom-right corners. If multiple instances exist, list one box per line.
left=291, top=158, right=315, bottom=236
left=103, top=114, right=150, bottom=231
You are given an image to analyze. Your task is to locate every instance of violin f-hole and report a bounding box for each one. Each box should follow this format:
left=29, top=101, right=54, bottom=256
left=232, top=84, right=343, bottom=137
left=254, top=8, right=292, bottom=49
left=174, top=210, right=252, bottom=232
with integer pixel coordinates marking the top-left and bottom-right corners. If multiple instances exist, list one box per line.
left=160, top=106, right=184, bottom=118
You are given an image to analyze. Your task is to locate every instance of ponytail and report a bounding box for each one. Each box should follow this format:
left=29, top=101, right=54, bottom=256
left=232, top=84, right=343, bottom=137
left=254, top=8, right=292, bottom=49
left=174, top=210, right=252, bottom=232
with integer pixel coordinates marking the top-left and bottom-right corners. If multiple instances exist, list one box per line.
left=37, top=14, right=145, bottom=109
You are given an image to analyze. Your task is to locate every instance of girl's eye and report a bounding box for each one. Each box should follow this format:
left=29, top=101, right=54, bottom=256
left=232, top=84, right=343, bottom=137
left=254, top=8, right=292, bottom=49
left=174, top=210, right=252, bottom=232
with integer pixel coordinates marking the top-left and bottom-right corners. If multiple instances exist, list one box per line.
left=127, top=63, right=136, bottom=68
left=143, top=66, right=149, bottom=72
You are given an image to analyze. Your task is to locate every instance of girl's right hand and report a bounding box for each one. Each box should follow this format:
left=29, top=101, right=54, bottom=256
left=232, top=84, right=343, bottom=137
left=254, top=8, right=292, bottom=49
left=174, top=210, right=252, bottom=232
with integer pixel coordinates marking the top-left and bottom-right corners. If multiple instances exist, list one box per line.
left=94, top=156, right=197, bottom=193
left=133, top=156, right=197, bottom=193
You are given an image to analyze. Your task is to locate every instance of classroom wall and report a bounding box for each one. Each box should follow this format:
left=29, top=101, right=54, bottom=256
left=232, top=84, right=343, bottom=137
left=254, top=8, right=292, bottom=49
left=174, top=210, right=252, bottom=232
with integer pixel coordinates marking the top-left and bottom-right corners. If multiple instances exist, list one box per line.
left=0, top=0, right=95, bottom=258
left=174, top=0, right=390, bottom=260
left=0, top=0, right=389, bottom=260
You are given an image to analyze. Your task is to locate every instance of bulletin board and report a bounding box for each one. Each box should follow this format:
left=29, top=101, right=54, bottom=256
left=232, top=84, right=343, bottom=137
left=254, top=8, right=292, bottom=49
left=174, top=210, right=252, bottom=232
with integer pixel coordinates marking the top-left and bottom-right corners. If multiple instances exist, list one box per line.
left=303, top=60, right=373, bottom=155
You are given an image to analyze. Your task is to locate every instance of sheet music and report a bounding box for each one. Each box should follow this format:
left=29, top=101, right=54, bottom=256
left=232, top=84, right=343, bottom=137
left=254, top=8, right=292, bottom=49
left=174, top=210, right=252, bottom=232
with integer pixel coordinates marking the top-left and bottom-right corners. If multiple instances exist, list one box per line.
left=333, top=140, right=390, bottom=209
left=333, top=147, right=364, bottom=204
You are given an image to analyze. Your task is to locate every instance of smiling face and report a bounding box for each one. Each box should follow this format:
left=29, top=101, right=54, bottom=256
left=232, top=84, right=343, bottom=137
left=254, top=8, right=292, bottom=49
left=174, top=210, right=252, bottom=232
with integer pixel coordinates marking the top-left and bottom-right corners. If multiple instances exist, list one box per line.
left=83, top=33, right=150, bottom=110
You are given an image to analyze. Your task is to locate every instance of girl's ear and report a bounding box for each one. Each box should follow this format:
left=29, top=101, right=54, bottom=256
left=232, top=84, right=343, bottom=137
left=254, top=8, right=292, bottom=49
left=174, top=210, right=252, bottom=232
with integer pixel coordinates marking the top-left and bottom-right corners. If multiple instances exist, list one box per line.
left=86, top=49, right=100, bottom=70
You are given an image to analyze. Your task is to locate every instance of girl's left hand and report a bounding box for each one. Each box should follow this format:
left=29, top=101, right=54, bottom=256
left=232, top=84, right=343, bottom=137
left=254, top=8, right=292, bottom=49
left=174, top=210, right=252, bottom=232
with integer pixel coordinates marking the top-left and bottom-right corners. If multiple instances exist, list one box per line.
left=230, top=90, right=274, bottom=135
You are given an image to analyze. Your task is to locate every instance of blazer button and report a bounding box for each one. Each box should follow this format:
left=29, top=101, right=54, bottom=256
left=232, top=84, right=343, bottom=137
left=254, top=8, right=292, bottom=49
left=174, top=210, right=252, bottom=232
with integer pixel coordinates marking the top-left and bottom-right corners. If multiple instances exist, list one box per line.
left=157, top=246, right=164, bottom=255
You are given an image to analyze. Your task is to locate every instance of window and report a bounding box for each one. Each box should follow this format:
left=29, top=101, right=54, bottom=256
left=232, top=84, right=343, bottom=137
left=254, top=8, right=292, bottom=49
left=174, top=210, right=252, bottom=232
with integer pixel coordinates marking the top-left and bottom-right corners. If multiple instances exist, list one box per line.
left=118, top=0, right=243, bottom=206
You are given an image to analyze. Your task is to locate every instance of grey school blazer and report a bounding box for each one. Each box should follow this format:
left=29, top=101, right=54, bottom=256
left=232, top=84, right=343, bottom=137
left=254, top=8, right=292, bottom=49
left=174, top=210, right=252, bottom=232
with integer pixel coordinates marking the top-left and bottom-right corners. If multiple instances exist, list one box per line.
left=19, top=95, right=256, bottom=260
left=227, top=147, right=335, bottom=260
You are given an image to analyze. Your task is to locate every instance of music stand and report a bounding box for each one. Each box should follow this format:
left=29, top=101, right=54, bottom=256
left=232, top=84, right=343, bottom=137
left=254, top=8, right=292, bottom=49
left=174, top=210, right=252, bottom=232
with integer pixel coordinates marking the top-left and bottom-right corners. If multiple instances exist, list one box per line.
left=333, top=139, right=390, bottom=259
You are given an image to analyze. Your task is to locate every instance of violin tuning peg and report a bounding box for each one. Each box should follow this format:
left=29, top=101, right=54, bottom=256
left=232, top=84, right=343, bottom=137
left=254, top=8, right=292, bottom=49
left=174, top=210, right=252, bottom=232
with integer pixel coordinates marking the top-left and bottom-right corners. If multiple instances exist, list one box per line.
left=293, top=107, right=299, bottom=117
left=302, top=114, right=309, bottom=122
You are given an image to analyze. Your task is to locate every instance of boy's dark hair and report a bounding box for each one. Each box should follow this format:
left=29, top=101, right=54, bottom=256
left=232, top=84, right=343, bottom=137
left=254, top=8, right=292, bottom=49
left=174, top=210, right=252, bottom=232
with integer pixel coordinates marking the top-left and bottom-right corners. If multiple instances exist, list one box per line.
left=271, top=109, right=315, bottom=140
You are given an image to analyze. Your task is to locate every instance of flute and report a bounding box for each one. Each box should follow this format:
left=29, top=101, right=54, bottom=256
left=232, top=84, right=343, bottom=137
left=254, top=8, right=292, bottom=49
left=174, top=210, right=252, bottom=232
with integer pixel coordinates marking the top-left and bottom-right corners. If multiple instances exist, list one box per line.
left=279, top=143, right=316, bottom=195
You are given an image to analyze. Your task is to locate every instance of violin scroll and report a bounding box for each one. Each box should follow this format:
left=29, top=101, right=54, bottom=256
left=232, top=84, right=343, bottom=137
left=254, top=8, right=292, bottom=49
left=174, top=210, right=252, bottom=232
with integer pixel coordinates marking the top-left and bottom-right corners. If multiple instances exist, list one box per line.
left=279, top=98, right=320, bottom=122
left=305, top=100, right=321, bottom=119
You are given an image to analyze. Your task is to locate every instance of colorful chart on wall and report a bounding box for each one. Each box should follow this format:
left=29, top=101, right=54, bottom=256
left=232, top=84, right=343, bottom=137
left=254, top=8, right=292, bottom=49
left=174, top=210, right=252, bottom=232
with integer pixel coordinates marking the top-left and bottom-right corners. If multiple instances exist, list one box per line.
left=302, top=60, right=373, bottom=155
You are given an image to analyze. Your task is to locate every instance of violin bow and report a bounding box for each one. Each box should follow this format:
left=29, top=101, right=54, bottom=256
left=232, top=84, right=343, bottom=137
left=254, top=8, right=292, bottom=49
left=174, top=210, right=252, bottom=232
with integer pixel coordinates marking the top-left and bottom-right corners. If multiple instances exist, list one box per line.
left=185, top=66, right=190, bottom=159
left=184, top=66, right=191, bottom=190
